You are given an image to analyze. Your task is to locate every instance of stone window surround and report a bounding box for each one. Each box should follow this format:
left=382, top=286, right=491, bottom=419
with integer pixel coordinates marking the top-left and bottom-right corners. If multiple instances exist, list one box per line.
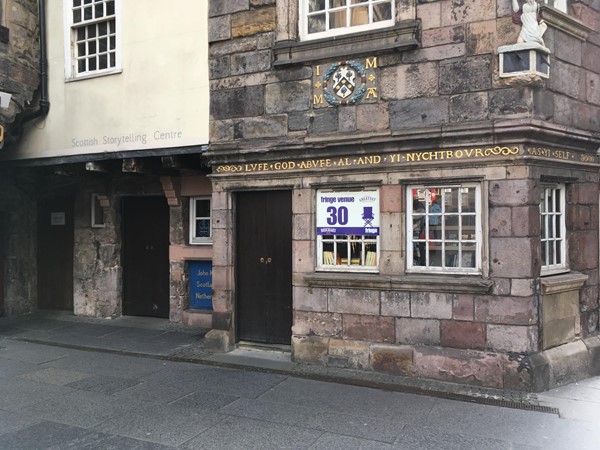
left=539, top=5, right=592, bottom=41
left=273, top=0, right=419, bottom=66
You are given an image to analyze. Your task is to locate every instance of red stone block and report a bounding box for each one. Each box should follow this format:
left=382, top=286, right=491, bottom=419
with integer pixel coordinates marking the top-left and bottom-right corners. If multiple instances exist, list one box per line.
left=343, top=314, right=395, bottom=343
left=453, top=294, right=474, bottom=321
left=441, top=320, right=486, bottom=350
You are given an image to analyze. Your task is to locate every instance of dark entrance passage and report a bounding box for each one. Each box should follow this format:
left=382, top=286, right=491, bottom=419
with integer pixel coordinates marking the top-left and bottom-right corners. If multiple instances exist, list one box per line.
left=38, top=197, right=74, bottom=310
left=122, top=196, right=170, bottom=318
left=236, top=190, right=293, bottom=344
left=0, top=213, right=5, bottom=315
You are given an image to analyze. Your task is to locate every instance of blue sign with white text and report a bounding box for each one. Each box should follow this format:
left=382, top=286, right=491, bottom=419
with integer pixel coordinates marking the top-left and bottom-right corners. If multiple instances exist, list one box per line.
left=189, top=260, right=213, bottom=310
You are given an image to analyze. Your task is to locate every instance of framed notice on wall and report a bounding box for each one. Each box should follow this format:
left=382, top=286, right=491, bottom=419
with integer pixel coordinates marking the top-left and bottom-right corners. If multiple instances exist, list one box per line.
left=316, top=190, right=380, bottom=236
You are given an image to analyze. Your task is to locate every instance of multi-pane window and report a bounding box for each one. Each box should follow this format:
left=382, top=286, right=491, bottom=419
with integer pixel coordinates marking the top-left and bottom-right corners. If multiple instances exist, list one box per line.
left=540, top=184, right=567, bottom=274
left=67, top=0, right=120, bottom=78
left=301, top=0, right=395, bottom=40
left=190, top=197, right=211, bottom=244
left=317, top=189, right=379, bottom=271
left=407, top=185, right=481, bottom=273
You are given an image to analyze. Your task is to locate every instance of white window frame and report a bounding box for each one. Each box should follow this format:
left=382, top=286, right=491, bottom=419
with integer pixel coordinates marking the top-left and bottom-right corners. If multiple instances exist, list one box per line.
left=540, top=183, right=568, bottom=275
left=299, top=0, right=395, bottom=41
left=407, top=184, right=482, bottom=275
left=91, top=193, right=105, bottom=228
left=316, top=188, right=380, bottom=272
left=543, top=0, right=567, bottom=13
left=63, top=0, right=122, bottom=80
left=189, top=197, right=212, bottom=245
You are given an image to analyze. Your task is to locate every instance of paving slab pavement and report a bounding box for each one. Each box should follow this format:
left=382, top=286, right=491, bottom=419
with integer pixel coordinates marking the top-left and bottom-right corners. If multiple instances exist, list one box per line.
left=0, top=311, right=599, bottom=449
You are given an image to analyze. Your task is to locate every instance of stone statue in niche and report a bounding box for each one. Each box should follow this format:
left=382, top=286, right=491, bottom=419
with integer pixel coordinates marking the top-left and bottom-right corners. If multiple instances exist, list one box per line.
left=512, top=0, right=548, bottom=46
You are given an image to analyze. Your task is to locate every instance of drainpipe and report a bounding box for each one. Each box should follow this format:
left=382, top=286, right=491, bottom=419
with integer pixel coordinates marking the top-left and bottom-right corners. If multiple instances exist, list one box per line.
left=19, top=0, right=49, bottom=126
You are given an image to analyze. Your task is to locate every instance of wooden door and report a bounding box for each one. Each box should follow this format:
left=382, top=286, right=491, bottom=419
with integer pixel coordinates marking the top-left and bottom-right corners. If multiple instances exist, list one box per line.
left=122, top=196, right=170, bottom=318
left=236, top=190, right=293, bottom=344
left=38, top=198, right=74, bottom=310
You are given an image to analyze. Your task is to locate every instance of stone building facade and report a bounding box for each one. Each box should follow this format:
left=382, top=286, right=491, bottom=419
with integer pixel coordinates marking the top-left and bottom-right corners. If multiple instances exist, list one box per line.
left=0, top=0, right=40, bottom=316
left=206, top=0, right=600, bottom=390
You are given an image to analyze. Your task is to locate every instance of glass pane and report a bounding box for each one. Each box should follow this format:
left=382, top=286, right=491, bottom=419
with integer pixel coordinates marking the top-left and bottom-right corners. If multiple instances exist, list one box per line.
left=462, top=187, right=476, bottom=212
left=554, top=189, right=561, bottom=211
left=373, top=2, right=392, bottom=22
left=445, top=249, right=458, bottom=267
left=446, top=188, right=459, bottom=213
left=331, top=0, right=346, bottom=7
left=110, top=36, right=116, bottom=50
left=77, top=27, right=85, bottom=40
left=461, top=216, right=476, bottom=240
left=309, top=0, right=326, bottom=12
left=350, top=5, right=368, bottom=26
left=74, top=0, right=82, bottom=6
left=549, top=241, right=554, bottom=263
left=107, top=0, right=115, bottom=15
left=350, top=238, right=362, bottom=265
left=365, top=243, right=376, bottom=266
left=428, top=243, right=443, bottom=267
left=88, top=57, right=97, bottom=70
left=350, top=0, right=369, bottom=3
left=541, top=241, right=546, bottom=264
left=556, top=239, right=562, bottom=264
left=461, top=245, right=476, bottom=268
left=78, top=58, right=86, bottom=73
left=110, top=52, right=116, bottom=67
left=77, top=42, right=86, bottom=56
left=84, top=0, right=92, bottom=4
left=99, top=54, right=107, bottom=69
left=99, top=37, right=107, bottom=52
left=195, top=200, right=210, bottom=217
left=73, top=9, right=82, bottom=23
left=88, top=40, right=96, bottom=54
left=84, top=6, right=93, bottom=20
left=196, top=219, right=210, bottom=238
left=336, top=240, right=349, bottom=265
left=322, top=241, right=334, bottom=265
left=99, top=21, right=108, bottom=36
left=88, top=25, right=96, bottom=38
left=330, top=10, right=347, bottom=29
left=308, top=14, right=326, bottom=33
left=109, top=20, right=115, bottom=33
left=95, top=3, right=104, bottom=18
left=444, top=215, right=459, bottom=240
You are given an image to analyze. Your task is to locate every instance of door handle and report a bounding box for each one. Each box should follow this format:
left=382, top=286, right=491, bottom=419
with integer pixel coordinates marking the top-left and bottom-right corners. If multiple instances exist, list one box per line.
left=260, top=257, right=265, bottom=263
left=259, top=257, right=272, bottom=264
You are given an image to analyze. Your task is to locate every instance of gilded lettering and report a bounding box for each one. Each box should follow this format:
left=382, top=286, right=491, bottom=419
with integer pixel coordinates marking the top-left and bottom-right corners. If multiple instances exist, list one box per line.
left=455, top=150, right=463, bottom=158
left=337, top=158, right=351, bottom=166
left=365, top=88, right=378, bottom=99
left=475, top=148, right=484, bottom=158
left=407, top=153, right=419, bottom=162
left=365, top=57, right=377, bottom=69
left=313, top=94, right=324, bottom=105
left=464, top=149, right=474, bottom=158
left=316, top=65, right=320, bottom=76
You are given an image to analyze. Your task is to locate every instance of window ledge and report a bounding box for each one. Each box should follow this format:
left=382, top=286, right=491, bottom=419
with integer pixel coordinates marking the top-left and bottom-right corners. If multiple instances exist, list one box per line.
left=273, top=20, right=420, bottom=67
left=303, top=272, right=492, bottom=294
left=540, top=272, right=588, bottom=294
left=540, top=6, right=592, bottom=41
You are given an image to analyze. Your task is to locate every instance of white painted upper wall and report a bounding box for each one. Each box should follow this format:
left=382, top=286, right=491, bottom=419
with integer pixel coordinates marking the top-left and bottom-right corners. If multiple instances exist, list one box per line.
left=8, top=0, right=209, bottom=160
